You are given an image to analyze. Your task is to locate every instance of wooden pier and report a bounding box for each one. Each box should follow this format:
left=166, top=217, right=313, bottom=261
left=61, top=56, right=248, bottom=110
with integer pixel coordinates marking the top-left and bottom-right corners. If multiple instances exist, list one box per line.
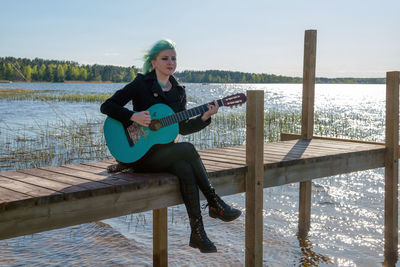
left=0, top=30, right=399, bottom=266
left=0, top=136, right=388, bottom=259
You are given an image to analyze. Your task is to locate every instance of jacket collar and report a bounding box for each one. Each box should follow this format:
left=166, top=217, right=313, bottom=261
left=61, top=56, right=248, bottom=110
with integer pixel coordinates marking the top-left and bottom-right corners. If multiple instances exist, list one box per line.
left=144, top=70, right=181, bottom=87
left=144, top=70, right=183, bottom=101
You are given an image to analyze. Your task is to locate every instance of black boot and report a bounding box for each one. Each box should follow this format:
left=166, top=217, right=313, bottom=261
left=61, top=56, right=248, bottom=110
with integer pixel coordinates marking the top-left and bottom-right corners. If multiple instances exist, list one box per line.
left=190, top=157, right=242, bottom=222
left=169, top=160, right=217, bottom=253
left=207, top=189, right=242, bottom=222
left=189, top=217, right=217, bottom=253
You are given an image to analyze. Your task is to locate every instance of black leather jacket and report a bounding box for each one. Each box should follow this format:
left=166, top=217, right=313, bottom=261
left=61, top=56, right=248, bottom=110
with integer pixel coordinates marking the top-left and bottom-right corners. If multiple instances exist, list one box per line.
left=100, top=70, right=211, bottom=135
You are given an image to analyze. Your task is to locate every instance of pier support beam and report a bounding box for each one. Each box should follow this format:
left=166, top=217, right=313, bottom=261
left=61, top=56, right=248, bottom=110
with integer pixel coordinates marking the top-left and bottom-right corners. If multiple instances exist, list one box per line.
left=153, top=208, right=168, bottom=267
left=298, top=29, right=317, bottom=237
left=245, top=90, right=264, bottom=267
left=384, top=71, right=400, bottom=266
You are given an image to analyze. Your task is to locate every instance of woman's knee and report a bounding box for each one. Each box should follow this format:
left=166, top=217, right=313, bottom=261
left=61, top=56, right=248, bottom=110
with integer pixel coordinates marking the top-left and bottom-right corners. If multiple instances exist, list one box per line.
left=169, top=160, right=196, bottom=184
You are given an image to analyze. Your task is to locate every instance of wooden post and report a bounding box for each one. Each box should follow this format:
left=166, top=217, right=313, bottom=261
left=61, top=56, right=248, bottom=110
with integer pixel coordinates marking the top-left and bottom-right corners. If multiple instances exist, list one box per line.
left=302, top=29, right=317, bottom=140
left=384, top=71, right=400, bottom=266
left=153, top=208, right=168, bottom=267
left=298, top=29, right=317, bottom=237
left=245, top=90, right=264, bottom=267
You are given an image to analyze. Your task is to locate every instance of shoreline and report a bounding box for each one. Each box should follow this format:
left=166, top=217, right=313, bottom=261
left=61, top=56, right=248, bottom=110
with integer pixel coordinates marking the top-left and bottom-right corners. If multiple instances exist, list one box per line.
left=1, top=80, right=116, bottom=84
left=0, top=80, right=386, bottom=85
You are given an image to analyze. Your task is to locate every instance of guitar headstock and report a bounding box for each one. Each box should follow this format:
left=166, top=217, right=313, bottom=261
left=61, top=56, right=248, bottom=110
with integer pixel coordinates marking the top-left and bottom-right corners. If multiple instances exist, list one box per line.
left=222, top=93, right=247, bottom=108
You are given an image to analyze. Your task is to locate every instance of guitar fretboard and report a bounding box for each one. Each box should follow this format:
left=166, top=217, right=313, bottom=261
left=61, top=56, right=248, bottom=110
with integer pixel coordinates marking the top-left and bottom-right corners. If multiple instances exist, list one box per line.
left=159, top=99, right=224, bottom=127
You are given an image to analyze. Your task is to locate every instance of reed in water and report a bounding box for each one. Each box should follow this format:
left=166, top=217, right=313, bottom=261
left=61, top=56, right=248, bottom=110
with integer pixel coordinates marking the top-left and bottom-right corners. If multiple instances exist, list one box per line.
left=0, top=108, right=378, bottom=171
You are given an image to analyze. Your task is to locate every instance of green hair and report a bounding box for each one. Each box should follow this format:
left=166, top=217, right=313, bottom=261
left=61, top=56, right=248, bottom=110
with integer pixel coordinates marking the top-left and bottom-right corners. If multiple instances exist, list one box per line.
left=142, top=39, right=176, bottom=74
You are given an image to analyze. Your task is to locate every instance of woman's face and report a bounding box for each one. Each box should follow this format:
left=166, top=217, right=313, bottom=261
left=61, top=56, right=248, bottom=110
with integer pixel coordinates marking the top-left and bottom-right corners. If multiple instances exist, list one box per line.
left=151, top=49, right=177, bottom=77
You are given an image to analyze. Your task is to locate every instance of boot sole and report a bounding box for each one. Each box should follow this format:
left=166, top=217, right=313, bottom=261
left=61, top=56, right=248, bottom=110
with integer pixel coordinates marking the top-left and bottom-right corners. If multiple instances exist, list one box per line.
left=189, top=242, right=217, bottom=253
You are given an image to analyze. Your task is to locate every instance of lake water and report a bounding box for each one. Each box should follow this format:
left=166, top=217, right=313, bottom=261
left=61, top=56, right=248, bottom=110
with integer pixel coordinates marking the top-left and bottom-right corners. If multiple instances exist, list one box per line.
left=0, top=82, right=394, bottom=266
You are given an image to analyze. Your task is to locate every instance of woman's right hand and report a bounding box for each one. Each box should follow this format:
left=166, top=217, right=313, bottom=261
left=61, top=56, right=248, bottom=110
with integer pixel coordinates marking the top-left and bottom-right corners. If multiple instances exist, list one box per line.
left=130, top=111, right=151, bottom=127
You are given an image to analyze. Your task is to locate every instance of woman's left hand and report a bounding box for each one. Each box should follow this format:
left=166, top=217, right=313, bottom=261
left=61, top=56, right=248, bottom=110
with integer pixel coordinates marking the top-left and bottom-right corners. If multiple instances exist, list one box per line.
left=201, top=100, right=219, bottom=121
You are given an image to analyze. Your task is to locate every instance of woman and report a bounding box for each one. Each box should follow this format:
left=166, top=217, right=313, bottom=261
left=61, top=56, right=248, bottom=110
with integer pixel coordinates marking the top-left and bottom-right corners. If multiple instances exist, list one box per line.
left=100, top=39, right=241, bottom=253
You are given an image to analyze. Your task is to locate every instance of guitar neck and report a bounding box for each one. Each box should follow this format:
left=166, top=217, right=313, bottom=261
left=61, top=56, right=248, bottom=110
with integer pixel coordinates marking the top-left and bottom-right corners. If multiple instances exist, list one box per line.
left=160, top=99, right=224, bottom=127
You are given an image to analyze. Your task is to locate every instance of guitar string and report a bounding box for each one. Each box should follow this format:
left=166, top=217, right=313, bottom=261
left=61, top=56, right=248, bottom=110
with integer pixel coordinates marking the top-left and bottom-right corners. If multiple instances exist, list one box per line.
left=158, top=99, right=227, bottom=128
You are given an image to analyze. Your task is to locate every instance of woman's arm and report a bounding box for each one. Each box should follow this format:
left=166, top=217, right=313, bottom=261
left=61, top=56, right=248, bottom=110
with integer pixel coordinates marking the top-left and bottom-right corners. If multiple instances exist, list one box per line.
left=100, top=79, right=140, bottom=127
left=179, top=101, right=219, bottom=136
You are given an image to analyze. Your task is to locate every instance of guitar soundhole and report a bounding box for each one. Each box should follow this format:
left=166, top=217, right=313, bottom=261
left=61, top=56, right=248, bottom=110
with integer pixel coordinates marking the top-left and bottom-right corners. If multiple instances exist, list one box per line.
left=149, top=120, right=161, bottom=131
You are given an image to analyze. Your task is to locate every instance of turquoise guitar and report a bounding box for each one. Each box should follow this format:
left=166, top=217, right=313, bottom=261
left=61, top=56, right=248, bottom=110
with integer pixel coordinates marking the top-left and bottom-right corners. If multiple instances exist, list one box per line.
left=103, top=93, right=247, bottom=163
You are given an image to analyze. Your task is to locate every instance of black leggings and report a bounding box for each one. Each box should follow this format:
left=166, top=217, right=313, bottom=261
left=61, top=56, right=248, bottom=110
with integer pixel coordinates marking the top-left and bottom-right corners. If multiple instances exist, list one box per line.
left=131, top=142, right=214, bottom=219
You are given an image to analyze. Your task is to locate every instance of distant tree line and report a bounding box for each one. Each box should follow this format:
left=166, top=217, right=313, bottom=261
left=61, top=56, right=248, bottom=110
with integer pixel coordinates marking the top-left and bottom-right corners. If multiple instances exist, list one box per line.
left=0, top=57, right=385, bottom=84
left=174, top=70, right=385, bottom=84
left=0, top=57, right=138, bottom=82
left=174, top=70, right=302, bottom=83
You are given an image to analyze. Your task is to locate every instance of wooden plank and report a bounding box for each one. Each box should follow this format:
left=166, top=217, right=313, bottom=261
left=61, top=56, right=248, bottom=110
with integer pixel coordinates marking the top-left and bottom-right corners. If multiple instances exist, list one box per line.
left=0, top=185, right=33, bottom=209
left=226, top=144, right=331, bottom=160
left=22, top=168, right=102, bottom=184
left=153, top=208, right=168, bottom=267
left=225, top=140, right=382, bottom=157
left=269, top=139, right=381, bottom=152
left=18, top=168, right=115, bottom=200
left=18, top=167, right=179, bottom=202
left=81, top=161, right=110, bottom=169
left=219, top=147, right=308, bottom=163
left=0, top=170, right=77, bottom=193
left=282, top=132, right=400, bottom=155
left=201, top=159, right=243, bottom=170
left=384, top=71, right=400, bottom=265
left=0, top=175, right=59, bottom=198
left=265, top=143, right=380, bottom=160
left=43, top=165, right=168, bottom=189
left=102, top=159, right=117, bottom=164
left=62, top=163, right=110, bottom=175
left=264, top=140, right=362, bottom=162
left=305, top=140, right=382, bottom=150
left=199, top=151, right=246, bottom=164
left=265, top=144, right=341, bottom=157
left=198, top=150, right=247, bottom=163
left=223, top=143, right=328, bottom=158
left=199, top=153, right=246, bottom=165
left=245, top=90, right=264, bottom=267
left=39, top=166, right=111, bottom=183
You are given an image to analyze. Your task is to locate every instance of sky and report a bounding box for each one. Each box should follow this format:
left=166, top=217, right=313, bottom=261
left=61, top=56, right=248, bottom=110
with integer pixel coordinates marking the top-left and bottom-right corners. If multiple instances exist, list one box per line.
left=1, top=0, right=399, bottom=78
